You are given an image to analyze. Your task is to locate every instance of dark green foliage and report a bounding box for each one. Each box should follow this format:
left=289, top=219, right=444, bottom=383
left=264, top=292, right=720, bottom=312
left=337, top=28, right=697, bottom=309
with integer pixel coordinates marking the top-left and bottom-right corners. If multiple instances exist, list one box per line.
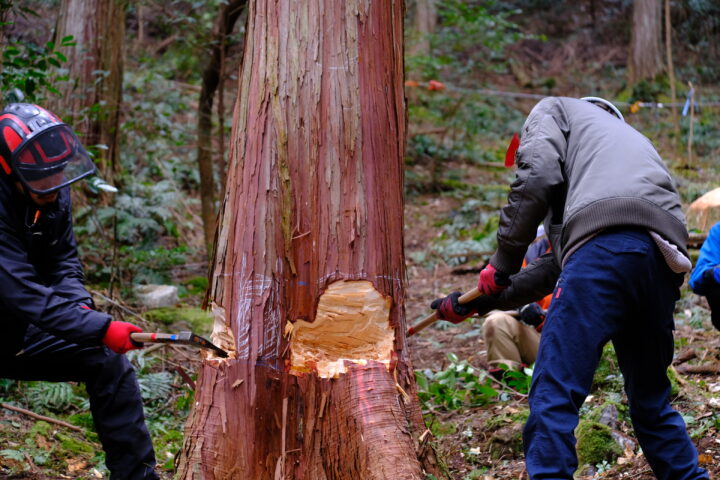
left=416, top=353, right=499, bottom=409
left=181, top=276, right=209, bottom=297
left=629, top=75, right=670, bottom=103
left=1, top=35, right=74, bottom=103
left=68, top=413, right=95, bottom=430
left=673, top=0, right=720, bottom=82
left=143, top=306, right=213, bottom=333
left=498, top=364, right=533, bottom=395
left=25, top=382, right=85, bottom=413
left=409, top=0, right=523, bottom=80
left=592, top=343, right=624, bottom=393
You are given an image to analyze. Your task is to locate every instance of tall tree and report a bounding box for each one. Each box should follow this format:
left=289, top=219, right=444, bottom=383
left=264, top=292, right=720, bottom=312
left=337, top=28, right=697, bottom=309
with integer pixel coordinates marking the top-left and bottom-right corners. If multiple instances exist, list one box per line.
left=176, top=1, right=441, bottom=478
left=50, top=0, right=127, bottom=179
left=410, top=0, right=436, bottom=56
left=196, top=0, right=247, bottom=254
left=628, top=0, right=663, bottom=85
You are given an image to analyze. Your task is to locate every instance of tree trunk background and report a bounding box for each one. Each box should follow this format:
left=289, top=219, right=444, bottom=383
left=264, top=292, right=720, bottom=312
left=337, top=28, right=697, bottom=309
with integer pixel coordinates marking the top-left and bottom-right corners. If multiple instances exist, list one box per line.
left=50, top=0, right=127, bottom=178
left=409, top=0, right=436, bottom=57
left=628, top=0, right=663, bottom=85
left=177, top=1, right=441, bottom=479
left=196, top=0, right=247, bottom=255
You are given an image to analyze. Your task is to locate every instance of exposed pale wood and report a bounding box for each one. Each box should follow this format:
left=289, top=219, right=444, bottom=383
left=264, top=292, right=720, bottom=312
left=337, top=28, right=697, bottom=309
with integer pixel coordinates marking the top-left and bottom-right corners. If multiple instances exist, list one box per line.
left=288, top=280, right=394, bottom=378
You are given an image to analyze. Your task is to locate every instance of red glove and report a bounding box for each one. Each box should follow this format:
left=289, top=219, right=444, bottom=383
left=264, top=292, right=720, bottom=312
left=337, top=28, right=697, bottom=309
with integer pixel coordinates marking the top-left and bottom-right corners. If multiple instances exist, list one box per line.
left=477, top=264, right=510, bottom=296
left=430, top=292, right=475, bottom=324
left=103, top=321, right=144, bottom=354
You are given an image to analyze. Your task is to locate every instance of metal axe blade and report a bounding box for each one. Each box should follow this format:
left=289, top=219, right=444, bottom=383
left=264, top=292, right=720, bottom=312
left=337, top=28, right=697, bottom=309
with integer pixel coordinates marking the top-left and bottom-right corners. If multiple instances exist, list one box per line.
left=131, top=331, right=229, bottom=358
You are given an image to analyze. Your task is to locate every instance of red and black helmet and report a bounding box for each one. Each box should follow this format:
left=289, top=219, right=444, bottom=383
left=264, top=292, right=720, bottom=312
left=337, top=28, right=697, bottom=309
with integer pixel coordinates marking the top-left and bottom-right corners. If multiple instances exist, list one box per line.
left=0, top=103, right=96, bottom=194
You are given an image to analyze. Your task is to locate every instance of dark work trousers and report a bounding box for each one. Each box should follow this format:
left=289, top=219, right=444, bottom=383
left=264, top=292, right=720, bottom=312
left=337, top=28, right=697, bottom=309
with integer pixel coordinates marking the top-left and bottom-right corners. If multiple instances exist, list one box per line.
left=523, top=228, right=708, bottom=480
left=0, top=325, right=159, bottom=480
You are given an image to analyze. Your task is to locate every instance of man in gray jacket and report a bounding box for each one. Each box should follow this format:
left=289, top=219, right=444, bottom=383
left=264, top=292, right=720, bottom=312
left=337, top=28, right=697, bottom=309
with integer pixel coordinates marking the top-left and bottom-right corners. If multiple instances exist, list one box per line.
left=431, top=97, right=707, bottom=479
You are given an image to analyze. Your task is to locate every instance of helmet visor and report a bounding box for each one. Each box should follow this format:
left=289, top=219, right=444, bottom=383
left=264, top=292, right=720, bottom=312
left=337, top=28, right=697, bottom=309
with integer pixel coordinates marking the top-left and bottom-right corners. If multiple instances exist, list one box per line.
left=12, top=125, right=96, bottom=194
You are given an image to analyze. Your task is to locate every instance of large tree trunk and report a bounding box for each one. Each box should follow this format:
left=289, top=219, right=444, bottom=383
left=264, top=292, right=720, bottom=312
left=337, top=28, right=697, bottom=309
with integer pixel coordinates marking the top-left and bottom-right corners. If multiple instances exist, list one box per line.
left=196, top=0, right=247, bottom=255
left=177, top=1, right=441, bottom=479
left=628, top=0, right=663, bottom=85
left=50, top=0, right=126, bottom=179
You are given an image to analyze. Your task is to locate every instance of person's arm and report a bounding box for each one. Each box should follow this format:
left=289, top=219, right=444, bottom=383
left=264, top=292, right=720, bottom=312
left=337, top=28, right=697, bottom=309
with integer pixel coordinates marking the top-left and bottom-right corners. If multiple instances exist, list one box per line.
left=435, top=253, right=561, bottom=319
left=0, top=216, right=110, bottom=345
left=489, top=98, right=569, bottom=276
left=689, top=223, right=720, bottom=295
left=491, top=253, right=560, bottom=311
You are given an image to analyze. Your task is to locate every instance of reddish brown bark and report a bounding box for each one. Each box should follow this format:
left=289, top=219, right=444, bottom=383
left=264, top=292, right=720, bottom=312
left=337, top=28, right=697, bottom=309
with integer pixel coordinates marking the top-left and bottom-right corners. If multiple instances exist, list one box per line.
left=177, top=1, right=440, bottom=479
left=50, top=0, right=126, bottom=179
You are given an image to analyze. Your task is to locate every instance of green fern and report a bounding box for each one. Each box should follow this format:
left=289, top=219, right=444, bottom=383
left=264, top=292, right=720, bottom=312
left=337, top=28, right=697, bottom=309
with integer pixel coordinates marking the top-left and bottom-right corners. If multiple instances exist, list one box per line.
left=26, top=382, right=84, bottom=413
left=138, top=371, right=173, bottom=403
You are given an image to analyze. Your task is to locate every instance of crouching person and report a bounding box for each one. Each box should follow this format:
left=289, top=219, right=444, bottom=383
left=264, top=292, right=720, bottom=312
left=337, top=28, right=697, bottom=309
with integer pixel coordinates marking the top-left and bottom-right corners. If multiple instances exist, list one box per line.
left=0, top=103, right=159, bottom=479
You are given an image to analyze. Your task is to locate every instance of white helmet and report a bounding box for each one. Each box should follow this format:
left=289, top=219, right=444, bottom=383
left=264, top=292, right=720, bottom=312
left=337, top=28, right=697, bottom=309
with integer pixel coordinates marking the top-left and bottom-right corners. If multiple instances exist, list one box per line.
left=581, top=96, right=624, bottom=122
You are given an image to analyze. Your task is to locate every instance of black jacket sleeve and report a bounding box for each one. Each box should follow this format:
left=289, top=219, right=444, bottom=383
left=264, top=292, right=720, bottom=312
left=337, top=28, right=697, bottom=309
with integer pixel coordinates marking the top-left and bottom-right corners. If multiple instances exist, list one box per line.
left=470, top=253, right=560, bottom=315
left=0, top=215, right=110, bottom=345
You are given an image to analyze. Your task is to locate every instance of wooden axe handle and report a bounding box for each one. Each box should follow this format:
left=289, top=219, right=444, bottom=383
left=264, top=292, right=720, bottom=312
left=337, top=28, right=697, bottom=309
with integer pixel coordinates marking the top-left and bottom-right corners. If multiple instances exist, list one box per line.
left=130, top=332, right=154, bottom=343
left=407, top=287, right=482, bottom=336
left=130, top=332, right=177, bottom=343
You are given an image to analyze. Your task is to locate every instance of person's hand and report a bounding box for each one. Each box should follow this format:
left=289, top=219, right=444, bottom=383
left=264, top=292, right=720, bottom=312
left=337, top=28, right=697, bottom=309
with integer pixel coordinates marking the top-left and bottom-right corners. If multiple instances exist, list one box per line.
left=430, top=291, right=477, bottom=324
left=477, top=264, right=511, bottom=296
left=702, top=266, right=720, bottom=285
left=519, top=303, right=546, bottom=327
left=103, top=321, right=144, bottom=354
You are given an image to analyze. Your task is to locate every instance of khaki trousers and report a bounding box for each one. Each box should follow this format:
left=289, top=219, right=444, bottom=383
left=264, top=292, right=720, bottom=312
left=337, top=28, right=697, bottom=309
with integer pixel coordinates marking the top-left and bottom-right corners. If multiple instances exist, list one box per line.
left=483, top=310, right=540, bottom=369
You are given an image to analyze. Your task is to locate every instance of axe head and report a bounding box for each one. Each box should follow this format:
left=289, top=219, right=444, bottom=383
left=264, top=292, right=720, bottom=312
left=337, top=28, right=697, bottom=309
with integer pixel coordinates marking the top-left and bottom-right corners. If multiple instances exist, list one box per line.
left=175, top=332, right=229, bottom=358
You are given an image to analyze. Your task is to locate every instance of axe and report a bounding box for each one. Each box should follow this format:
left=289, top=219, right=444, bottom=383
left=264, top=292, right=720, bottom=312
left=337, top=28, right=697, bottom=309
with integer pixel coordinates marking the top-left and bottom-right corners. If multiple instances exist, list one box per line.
left=130, top=331, right=229, bottom=358
left=407, top=287, right=482, bottom=336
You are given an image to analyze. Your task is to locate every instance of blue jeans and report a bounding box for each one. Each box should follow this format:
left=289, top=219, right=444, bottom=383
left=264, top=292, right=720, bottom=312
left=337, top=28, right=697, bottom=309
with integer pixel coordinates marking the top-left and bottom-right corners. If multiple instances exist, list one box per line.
left=523, top=228, right=707, bottom=480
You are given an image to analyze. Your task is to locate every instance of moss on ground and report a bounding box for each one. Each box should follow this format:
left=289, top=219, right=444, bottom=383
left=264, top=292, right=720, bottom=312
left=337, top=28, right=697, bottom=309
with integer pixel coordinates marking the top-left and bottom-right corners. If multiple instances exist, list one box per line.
left=55, top=432, right=94, bottom=454
left=575, top=420, right=622, bottom=467
left=143, top=307, right=213, bottom=334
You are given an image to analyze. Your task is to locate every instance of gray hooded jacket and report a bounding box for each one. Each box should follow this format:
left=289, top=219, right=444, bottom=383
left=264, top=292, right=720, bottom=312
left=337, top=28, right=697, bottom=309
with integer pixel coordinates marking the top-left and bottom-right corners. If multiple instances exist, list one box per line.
left=483, top=97, right=688, bottom=310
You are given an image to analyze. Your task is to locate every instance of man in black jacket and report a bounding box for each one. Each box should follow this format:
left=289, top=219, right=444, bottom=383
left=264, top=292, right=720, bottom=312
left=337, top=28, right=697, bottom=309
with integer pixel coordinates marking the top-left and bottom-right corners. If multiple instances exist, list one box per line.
left=0, top=103, right=159, bottom=479
left=431, top=97, right=707, bottom=479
